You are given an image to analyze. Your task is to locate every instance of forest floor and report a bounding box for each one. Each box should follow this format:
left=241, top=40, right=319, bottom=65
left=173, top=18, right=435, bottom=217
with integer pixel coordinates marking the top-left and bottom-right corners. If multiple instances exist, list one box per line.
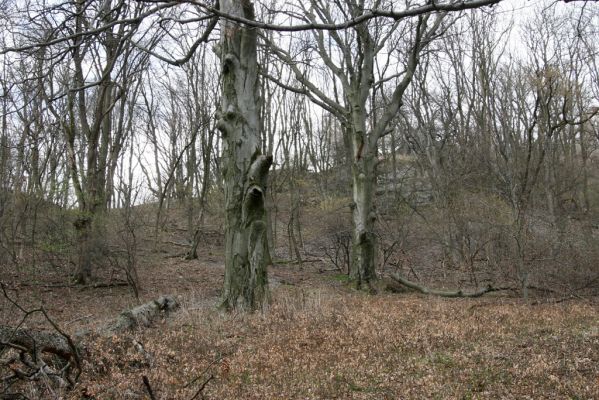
left=1, top=206, right=599, bottom=399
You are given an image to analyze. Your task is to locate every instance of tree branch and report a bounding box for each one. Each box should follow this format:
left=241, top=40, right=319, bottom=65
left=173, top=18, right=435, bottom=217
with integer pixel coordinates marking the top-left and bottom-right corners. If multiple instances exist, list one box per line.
left=390, top=273, right=511, bottom=298
left=188, top=0, right=503, bottom=32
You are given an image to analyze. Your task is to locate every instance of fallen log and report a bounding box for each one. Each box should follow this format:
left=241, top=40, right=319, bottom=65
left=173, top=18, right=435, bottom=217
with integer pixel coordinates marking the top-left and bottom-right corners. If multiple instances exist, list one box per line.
left=274, top=258, right=323, bottom=265
left=1, top=284, right=179, bottom=395
left=107, top=295, right=180, bottom=333
left=390, top=273, right=510, bottom=298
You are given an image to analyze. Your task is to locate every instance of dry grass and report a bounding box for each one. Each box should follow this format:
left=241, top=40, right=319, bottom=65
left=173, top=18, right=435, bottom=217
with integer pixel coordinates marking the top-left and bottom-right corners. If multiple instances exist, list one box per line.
left=66, top=287, right=598, bottom=400
left=2, top=199, right=598, bottom=399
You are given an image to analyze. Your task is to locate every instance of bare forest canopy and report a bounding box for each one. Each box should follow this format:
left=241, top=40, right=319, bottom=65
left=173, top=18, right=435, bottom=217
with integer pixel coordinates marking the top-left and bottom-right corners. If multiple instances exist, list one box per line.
left=1, top=0, right=598, bottom=292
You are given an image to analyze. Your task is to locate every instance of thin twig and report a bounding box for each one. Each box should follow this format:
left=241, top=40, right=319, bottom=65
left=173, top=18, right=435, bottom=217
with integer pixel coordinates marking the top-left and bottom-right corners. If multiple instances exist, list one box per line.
left=183, top=357, right=222, bottom=389
left=142, top=375, right=156, bottom=400
left=189, top=375, right=214, bottom=400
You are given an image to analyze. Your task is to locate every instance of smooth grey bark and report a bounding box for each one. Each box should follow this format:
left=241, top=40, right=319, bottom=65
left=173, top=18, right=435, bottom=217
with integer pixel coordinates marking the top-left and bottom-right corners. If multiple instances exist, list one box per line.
left=218, top=0, right=272, bottom=311
left=267, top=5, right=443, bottom=291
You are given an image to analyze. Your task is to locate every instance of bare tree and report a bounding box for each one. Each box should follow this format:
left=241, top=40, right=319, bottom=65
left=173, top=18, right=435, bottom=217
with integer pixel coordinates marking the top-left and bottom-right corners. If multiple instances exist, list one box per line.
left=266, top=0, right=447, bottom=290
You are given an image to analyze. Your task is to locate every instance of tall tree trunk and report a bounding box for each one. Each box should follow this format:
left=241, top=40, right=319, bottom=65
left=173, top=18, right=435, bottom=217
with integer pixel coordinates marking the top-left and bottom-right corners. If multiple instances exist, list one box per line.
left=349, top=133, right=377, bottom=291
left=0, top=79, right=8, bottom=192
left=74, top=215, right=93, bottom=284
left=218, top=0, right=272, bottom=311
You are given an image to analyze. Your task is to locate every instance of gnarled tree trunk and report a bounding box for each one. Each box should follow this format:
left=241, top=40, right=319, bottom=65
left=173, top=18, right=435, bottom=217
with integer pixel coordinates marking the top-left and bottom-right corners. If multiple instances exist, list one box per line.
left=218, top=0, right=272, bottom=311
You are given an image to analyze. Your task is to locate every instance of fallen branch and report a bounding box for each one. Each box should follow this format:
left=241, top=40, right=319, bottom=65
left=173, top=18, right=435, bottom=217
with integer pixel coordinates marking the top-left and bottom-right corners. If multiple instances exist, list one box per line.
left=106, top=295, right=180, bottom=333
left=390, top=273, right=511, bottom=298
left=189, top=375, right=214, bottom=400
left=142, top=375, right=157, bottom=400
left=12, top=282, right=74, bottom=289
left=274, top=258, right=323, bottom=265
left=1, top=283, right=82, bottom=393
left=0, top=327, right=75, bottom=361
left=162, top=240, right=192, bottom=248
left=12, top=280, right=130, bottom=291
left=79, top=280, right=130, bottom=290
left=1, top=283, right=180, bottom=398
left=318, top=267, right=346, bottom=273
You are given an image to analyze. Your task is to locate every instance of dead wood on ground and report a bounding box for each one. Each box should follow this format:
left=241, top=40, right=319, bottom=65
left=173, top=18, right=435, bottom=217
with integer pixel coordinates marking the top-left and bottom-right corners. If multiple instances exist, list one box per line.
left=105, top=295, right=180, bottom=333
left=390, top=273, right=512, bottom=298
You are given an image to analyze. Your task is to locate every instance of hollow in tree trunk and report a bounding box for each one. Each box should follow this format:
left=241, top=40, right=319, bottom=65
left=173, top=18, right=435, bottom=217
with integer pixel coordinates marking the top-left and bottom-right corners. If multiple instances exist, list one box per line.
left=218, top=0, right=272, bottom=311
